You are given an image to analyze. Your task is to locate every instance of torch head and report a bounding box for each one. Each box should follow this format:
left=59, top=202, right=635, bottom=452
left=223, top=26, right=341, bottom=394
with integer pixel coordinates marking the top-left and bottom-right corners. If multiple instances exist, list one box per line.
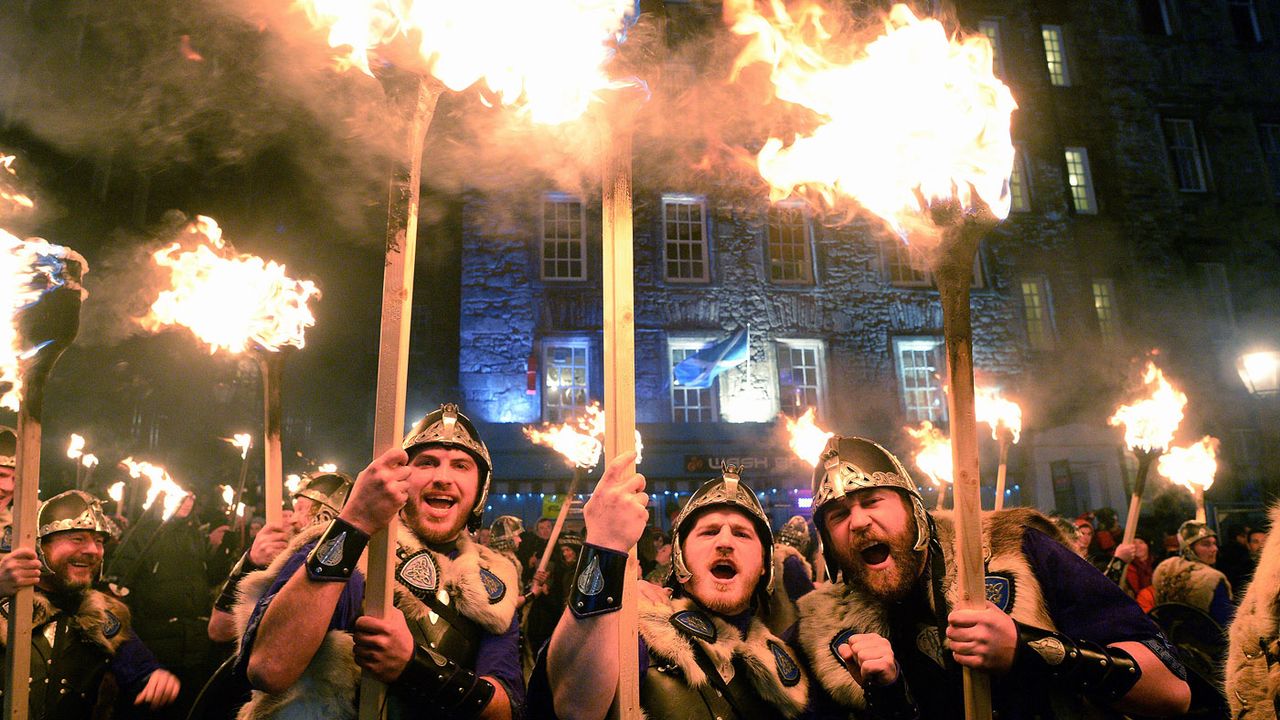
left=669, top=465, right=775, bottom=602
left=402, top=403, right=492, bottom=532
left=811, top=436, right=931, bottom=581
left=16, top=244, right=86, bottom=411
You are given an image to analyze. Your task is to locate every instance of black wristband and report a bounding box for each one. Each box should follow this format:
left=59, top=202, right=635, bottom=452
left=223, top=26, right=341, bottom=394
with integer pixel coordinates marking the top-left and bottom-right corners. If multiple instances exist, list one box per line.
left=863, top=673, right=919, bottom=720
left=569, top=543, right=628, bottom=618
left=1014, top=622, right=1142, bottom=705
left=395, top=645, right=496, bottom=718
left=305, top=517, right=369, bottom=582
left=213, top=551, right=263, bottom=613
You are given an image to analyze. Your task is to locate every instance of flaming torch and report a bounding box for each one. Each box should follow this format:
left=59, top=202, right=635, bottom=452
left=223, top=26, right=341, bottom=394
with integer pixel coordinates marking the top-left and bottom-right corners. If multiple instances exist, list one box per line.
left=906, top=421, right=954, bottom=510
left=1157, top=436, right=1219, bottom=524
left=524, top=403, right=606, bottom=574
left=225, top=433, right=253, bottom=526
left=1108, top=361, right=1187, bottom=544
left=728, top=4, right=1016, bottom=714
left=143, top=215, right=319, bottom=527
left=121, top=458, right=188, bottom=522
left=975, top=387, right=1022, bottom=510
left=1, top=225, right=87, bottom=720
left=66, top=433, right=100, bottom=491
left=784, top=408, right=832, bottom=581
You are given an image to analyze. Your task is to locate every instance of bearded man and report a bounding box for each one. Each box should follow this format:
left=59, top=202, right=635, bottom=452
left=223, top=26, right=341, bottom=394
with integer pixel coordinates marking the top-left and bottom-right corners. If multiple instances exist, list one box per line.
left=531, top=460, right=810, bottom=720
left=237, top=403, right=522, bottom=719
left=795, top=436, right=1190, bottom=719
left=0, top=490, right=180, bottom=718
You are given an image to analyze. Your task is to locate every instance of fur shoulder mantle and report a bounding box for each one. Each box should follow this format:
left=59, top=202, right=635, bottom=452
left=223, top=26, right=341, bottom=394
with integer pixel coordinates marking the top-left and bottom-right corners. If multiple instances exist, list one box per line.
left=0, top=588, right=132, bottom=656
left=796, top=508, right=1056, bottom=709
left=639, top=595, right=809, bottom=718
left=1152, top=556, right=1230, bottom=611
left=393, top=525, right=519, bottom=635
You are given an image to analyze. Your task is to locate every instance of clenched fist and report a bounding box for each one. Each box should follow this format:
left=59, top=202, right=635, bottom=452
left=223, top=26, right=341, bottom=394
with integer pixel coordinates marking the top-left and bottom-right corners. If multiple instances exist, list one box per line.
left=836, top=632, right=899, bottom=687
left=340, top=447, right=413, bottom=535
left=353, top=609, right=415, bottom=683
left=248, top=523, right=291, bottom=567
left=582, top=452, right=647, bottom=554
left=946, top=602, right=1017, bottom=672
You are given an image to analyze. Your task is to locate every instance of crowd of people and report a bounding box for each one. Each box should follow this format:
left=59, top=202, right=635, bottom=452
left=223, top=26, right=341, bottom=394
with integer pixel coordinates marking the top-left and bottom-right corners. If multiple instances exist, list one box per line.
left=0, top=405, right=1276, bottom=719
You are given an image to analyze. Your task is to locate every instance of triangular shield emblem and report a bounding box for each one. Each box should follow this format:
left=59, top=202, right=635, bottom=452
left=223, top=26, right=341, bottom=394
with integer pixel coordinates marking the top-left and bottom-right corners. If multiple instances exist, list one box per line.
left=317, top=532, right=347, bottom=567
left=576, top=555, right=604, bottom=596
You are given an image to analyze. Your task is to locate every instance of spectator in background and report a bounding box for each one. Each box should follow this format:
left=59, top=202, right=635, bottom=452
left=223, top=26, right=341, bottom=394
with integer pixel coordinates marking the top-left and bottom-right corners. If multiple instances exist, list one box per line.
left=1073, top=514, right=1094, bottom=558
left=1248, top=528, right=1266, bottom=561
left=517, top=517, right=554, bottom=585
left=1153, top=520, right=1233, bottom=627
left=1122, top=535, right=1155, bottom=602
left=1218, top=522, right=1256, bottom=592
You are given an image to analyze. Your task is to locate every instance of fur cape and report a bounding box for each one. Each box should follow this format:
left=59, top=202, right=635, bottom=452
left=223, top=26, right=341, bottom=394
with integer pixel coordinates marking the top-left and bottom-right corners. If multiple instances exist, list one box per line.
left=1152, top=556, right=1231, bottom=612
left=1227, top=503, right=1280, bottom=719
left=0, top=586, right=132, bottom=657
left=232, top=522, right=520, bottom=720
left=639, top=594, right=810, bottom=718
left=796, top=508, right=1057, bottom=709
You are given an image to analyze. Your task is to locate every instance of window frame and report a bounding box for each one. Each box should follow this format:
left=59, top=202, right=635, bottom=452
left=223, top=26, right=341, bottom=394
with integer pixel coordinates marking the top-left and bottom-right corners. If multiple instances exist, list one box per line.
left=541, top=338, right=592, bottom=423
left=775, top=338, right=827, bottom=418
left=765, top=202, right=816, bottom=285
left=1009, top=144, right=1033, bottom=213
left=1091, top=278, right=1120, bottom=343
left=882, top=240, right=986, bottom=289
left=1041, top=25, right=1071, bottom=87
left=668, top=336, right=720, bottom=423
left=978, top=19, right=1005, bottom=77
left=1228, top=0, right=1263, bottom=44
left=1063, top=147, right=1098, bottom=214
left=1020, top=275, right=1057, bottom=351
left=1196, top=262, right=1236, bottom=333
left=1161, top=118, right=1209, bottom=193
left=892, top=336, right=948, bottom=424
left=662, top=194, right=711, bottom=284
left=540, top=192, right=588, bottom=281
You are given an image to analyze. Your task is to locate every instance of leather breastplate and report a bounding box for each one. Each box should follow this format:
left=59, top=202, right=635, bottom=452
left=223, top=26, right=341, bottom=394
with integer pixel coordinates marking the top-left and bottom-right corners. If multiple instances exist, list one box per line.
left=641, top=649, right=788, bottom=720
left=4, top=618, right=113, bottom=720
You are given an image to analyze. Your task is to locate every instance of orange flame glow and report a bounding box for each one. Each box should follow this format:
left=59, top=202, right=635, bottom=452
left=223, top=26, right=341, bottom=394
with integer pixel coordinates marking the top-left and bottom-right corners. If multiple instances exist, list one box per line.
left=1157, top=436, right=1219, bottom=493
left=0, top=155, right=35, bottom=215
left=285, top=473, right=304, bottom=495
left=294, top=0, right=636, bottom=125
left=225, top=432, right=253, bottom=460
left=975, top=386, right=1022, bottom=444
left=81, top=453, right=98, bottom=469
left=144, top=216, right=321, bottom=354
left=905, top=421, right=952, bottom=488
left=727, top=2, right=1016, bottom=236
left=783, top=408, right=833, bottom=467
left=524, top=403, right=606, bottom=468
left=317, top=462, right=338, bottom=473
left=67, top=433, right=86, bottom=460
left=107, top=481, right=124, bottom=504
left=1108, top=362, right=1187, bottom=453
left=121, top=457, right=188, bottom=521
left=221, top=484, right=248, bottom=517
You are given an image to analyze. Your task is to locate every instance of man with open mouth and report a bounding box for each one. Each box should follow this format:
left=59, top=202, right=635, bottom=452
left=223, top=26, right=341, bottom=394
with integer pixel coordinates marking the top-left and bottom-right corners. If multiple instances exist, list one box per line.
left=234, top=403, right=523, bottom=720
left=530, top=460, right=810, bottom=720
left=795, top=435, right=1192, bottom=719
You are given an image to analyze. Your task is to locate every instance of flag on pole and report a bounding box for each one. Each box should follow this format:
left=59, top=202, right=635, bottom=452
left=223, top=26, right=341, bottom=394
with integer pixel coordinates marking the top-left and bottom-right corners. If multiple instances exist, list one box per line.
left=673, top=328, right=749, bottom=389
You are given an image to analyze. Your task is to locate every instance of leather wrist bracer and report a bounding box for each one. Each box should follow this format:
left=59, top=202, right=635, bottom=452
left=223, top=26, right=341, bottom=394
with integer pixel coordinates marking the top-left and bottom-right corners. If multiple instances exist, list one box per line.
left=1014, top=622, right=1142, bottom=705
left=569, top=543, right=628, bottom=618
left=395, top=645, right=496, bottom=718
left=305, top=517, right=369, bottom=582
left=213, top=551, right=263, bottom=612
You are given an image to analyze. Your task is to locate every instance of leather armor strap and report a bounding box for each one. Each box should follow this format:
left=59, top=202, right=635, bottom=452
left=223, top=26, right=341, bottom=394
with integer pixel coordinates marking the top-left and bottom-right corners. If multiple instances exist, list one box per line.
left=213, top=551, right=263, bottom=612
left=569, top=543, right=628, bottom=618
left=305, top=517, right=369, bottom=582
left=395, top=644, right=496, bottom=718
left=863, top=674, right=920, bottom=720
left=1014, top=622, right=1142, bottom=705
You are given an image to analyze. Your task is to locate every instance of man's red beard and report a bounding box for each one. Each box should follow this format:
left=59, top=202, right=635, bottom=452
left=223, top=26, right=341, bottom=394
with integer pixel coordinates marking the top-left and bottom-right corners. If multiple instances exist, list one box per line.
left=835, top=525, right=925, bottom=603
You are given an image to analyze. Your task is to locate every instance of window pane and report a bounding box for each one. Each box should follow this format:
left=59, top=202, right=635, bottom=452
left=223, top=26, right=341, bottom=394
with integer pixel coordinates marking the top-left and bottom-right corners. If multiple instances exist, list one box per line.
left=778, top=342, right=824, bottom=418
left=894, top=338, right=947, bottom=423
left=1162, top=119, right=1207, bottom=191
left=1064, top=147, right=1096, bottom=214
left=1010, top=147, right=1031, bottom=212
left=767, top=206, right=813, bottom=283
left=1021, top=277, right=1054, bottom=350
left=885, top=241, right=930, bottom=286
left=664, top=197, right=710, bottom=282
left=670, top=345, right=717, bottom=422
left=1092, top=278, right=1119, bottom=343
left=542, top=196, right=586, bottom=280
left=543, top=343, right=590, bottom=422
left=979, top=20, right=1004, bottom=77
left=1042, top=26, right=1070, bottom=86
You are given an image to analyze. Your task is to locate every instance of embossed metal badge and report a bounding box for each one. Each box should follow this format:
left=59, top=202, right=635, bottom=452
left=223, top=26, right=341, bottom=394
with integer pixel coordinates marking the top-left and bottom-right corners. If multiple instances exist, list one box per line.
left=769, top=640, right=801, bottom=687
left=1, top=525, right=11, bottom=553
left=829, top=628, right=857, bottom=664
left=1028, top=636, right=1067, bottom=665
left=316, top=531, right=347, bottom=567
left=395, top=550, right=440, bottom=600
left=577, top=554, right=604, bottom=596
left=480, top=567, right=506, bottom=603
left=671, top=610, right=717, bottom=643
left=103, top=611, right=121, bottom=638
left=985, top=573, right=1014, bottom=612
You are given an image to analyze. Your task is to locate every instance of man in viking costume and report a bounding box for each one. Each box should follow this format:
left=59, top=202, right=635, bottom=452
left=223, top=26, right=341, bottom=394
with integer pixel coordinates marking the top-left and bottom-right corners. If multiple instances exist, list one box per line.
left=238, top=403, right=523, bottom=719
left=0, top=490, right=180, bottom=718
left=488, top=515, right=525, bottom=576
left=531, top=456, right=810, bottom=720
left=1152, top=520, right=1233, bottom=627
left=795, top=436, right=1189, bottom=719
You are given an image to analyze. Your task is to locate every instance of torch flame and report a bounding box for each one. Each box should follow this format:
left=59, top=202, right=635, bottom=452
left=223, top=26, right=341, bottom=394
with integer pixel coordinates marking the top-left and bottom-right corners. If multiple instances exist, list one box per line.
left=225, top=432, right=253, bottom=460
left=1108, top=361, right=1187, bottom=453
left=285, top=473, right=304, bottom=495
left=143, top=216, right=321, bottom=354
left=524, top=403, right=606, bottom=469
left=905, top=421, right=952, bottom=488
left=0, top=155, right=35, bottom=216
left=220, top=484, right=248, bottom=517
left=727, top=2, right=1017, bottom=236
left=1157, top=436, right=1219, bottom=493
left=67, top=433, right=85, bottom=460
left=975, top=386, right=1022, bottom=444
left=81, top=453, right=98, bottom=469
left=107, top=481, right=124, bottom=503
left=294, top=0, right=637, bottom=125
left=783, top=408, right=833, bottom=467
left=120, top=457, right=188, bottom=521
left=317, top=462, right=337, bottom=473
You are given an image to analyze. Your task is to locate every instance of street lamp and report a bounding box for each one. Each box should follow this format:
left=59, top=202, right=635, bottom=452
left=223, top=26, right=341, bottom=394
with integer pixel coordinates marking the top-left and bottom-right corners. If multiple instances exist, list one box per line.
left=1237, top=350, right=1280, bottom=397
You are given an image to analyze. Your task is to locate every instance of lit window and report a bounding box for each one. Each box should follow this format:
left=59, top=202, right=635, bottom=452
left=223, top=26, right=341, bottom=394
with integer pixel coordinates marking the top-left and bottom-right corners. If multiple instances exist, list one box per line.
left=979, top=20, right=1004, bottom=77
left=767, top=204, right=814, bottom=284
left=1063, top=147, right=1097, bottom=214
left=669, top=338, right=718, bottom=422
left=883, top=240, right=985, bottom=288
left=1010, top=145, right=1032, bottom=212
left=893, top=337, right=947, bottom=423
left=1091, top=278, right=1119, bottom=343
left=1162, top=119, right=1207, bottom=192
left=1041, top=25, right=1070, bottom=86
left=1259, top=124, right=1280, bottom=197
left=1138, top=0, right=1175, bottom=35
left=1196, top=262, right=1235, bottom=336
left=1021, top=276, right=1055, bottom=350
left=541, top=194, right=586, bottom=280
left=777, top=339, right=825, bottom=418
left=1228, top=0, right=1263, bottom=44
left=543, top=340, right=590, bottom=422
left=663, top=195, right=710, bottom=282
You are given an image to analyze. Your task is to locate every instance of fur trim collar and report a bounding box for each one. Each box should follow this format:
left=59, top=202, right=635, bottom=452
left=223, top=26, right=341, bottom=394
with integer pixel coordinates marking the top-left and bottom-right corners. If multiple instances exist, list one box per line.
left=1228, top=502, right=1280, bottom=718
left=393, top=525, right=518, bottom=635
left=0, top=588, right=131, bottom=656
left=639, top=595, right=809, bottom=718
left=797, top=508, right=1056, bottom=708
